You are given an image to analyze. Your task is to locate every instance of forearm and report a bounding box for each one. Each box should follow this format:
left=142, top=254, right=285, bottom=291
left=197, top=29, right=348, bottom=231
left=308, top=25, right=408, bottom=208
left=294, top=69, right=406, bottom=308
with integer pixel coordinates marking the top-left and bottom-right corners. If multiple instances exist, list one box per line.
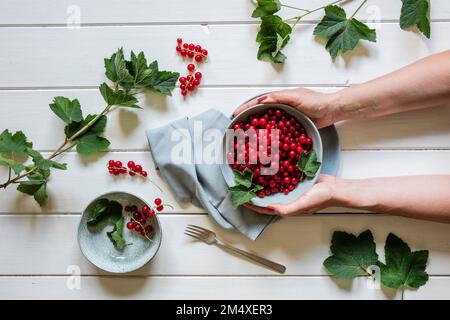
left=332, top=50, right=450, bottom=122
left=333, top=175, right=450, bottom=223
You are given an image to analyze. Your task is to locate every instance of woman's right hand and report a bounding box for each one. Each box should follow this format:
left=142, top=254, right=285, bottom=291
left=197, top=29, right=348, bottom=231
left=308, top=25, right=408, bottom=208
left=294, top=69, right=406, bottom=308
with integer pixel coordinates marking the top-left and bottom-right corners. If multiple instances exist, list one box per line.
left=233, top=88, right=338, bottom=129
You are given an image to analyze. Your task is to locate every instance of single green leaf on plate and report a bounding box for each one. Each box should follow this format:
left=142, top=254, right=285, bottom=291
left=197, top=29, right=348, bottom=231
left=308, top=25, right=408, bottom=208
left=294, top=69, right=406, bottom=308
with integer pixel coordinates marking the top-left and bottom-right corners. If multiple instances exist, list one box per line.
left=252, top=0, right=281, bottom=18
left=87, top=198, right=123, bottom=228
left=400, top=0, right=430, bottom=38
left=378, top=233, right=429, bottom=289
left=313, top=5, right=376, bottom=60
left=0, top=155, right=26, bottom=174
left=229, top=184, right=260, bottom=209
left=64, top=114, right=107, bottom=139
left=129, top=51, right=153, bottom=86
left=256, top=15, right=292, bottom=63
left=0, top=129, right=33, bottom=156
left=76, top=134, right=110, bottom=155
left=323, top=230, right=379, bottom=279
left=104, top=48, right=134, bottom=88
left=145, top=60, right=180, bottom=96
left=99, top=83, right=140, bottom=108
left=298, top=150, right=321, bottom=178
left=107, top=216, right=128, bottom=250
left=233, top=168, right=254, bottom=188
left=27, top=149, right=67, bottom=170
left=49, top=96, right=83, bottom=124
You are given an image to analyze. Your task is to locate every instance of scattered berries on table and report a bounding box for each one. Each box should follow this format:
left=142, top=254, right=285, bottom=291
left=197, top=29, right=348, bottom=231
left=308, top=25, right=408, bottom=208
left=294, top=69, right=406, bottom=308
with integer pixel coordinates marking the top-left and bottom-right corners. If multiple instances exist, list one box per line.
left=176, top=38, right=208, bottom=97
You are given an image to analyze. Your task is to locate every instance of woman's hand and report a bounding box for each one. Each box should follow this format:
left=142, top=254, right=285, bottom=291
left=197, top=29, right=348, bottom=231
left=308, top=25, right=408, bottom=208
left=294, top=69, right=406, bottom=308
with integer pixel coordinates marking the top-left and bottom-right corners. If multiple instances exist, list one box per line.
left=233, top=88, right=337, bottom=129
left=245, top=174, right=339, bottom=216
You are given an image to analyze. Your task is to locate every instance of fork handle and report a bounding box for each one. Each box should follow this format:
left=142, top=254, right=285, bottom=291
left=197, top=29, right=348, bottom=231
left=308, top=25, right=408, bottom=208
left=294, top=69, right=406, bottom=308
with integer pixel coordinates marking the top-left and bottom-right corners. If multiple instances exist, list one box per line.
left=217, top=242, right=286, bottom=274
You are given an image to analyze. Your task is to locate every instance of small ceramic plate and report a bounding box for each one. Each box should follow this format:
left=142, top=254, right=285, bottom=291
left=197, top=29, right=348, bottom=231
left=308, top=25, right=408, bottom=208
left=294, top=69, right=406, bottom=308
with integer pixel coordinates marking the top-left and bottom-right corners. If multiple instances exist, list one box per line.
left=78, top=191, right=162, bottom=273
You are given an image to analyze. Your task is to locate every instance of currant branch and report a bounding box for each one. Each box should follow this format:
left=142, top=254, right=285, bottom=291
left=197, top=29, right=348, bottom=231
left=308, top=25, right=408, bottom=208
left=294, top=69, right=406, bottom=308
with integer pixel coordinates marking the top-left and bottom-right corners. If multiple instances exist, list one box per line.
left=0, top=48, right=179, bottom=205
left=254, top=0, right=431, bottom=62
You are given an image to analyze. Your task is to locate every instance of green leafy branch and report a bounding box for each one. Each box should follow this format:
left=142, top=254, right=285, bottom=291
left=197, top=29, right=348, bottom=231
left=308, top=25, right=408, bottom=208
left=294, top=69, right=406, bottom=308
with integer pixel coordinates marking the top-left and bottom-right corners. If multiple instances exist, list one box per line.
left=252, top=0, right=431, bottom=62
left=0, top=48, right=179, bottom=205
left=323, top=230, right=429, bottom=300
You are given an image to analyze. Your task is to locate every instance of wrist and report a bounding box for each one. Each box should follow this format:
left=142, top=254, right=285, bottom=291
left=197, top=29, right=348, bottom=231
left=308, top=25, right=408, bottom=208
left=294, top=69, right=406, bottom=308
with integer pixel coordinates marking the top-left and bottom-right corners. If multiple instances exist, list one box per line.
left=330, top=84, right=373, bottom=123
left=331, top=178, right=379, bottom=211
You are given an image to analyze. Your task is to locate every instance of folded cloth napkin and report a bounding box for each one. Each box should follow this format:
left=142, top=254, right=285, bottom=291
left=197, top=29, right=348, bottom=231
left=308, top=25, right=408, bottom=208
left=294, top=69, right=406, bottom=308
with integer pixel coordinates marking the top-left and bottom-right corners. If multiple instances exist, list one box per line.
left=146, top=109, right=276, bottom=240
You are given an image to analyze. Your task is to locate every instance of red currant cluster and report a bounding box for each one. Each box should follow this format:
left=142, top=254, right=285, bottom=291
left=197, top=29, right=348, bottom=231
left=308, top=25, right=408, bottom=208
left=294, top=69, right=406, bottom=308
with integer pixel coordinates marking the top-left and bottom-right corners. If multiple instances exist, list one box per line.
left=228, top=108, right=314, bottom=197
left=176, top=38, right=207, bottom=97
left=107, top=160, right=148, bottom=177
left=125, top=198, right=164, bottom=239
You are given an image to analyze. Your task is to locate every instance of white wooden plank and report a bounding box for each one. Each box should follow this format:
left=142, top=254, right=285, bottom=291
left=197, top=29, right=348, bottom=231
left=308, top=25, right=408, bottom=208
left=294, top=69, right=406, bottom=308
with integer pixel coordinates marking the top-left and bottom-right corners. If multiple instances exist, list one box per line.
left=0, top=0, right=448, bottom=25
left=0, top=214, right=449, bottom=276
left=0, top=23, right=447, bottom=88
left=0, top=275, right=405, bottom=300
left=1, top=88, right=450, bottom=150
left=0, top=150, right=449, bottom=213
left=404, top=277, right=450, bottom=300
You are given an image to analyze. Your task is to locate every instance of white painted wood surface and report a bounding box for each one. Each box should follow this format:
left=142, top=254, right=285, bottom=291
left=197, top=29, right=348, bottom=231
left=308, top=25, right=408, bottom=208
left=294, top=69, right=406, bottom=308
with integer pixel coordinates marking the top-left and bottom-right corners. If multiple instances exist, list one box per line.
left=0, top=0, right=449, bottom=300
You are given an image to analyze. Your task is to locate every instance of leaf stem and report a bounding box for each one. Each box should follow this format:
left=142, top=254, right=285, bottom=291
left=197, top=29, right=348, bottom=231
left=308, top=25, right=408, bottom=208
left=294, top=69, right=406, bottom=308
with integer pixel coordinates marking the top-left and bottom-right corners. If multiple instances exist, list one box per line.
left=350, top=0, right=369, bottom=19
left=401, top=286, right=405, bottom=300
left=280, top=4, right=310, bottom=12
left=284, top=0, right=348, bottom=22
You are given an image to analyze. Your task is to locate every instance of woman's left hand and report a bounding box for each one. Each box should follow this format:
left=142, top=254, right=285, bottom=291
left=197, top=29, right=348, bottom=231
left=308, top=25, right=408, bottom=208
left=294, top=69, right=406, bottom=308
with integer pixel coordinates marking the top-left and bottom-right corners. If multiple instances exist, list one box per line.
left=245, top=174, right=338, bottom=216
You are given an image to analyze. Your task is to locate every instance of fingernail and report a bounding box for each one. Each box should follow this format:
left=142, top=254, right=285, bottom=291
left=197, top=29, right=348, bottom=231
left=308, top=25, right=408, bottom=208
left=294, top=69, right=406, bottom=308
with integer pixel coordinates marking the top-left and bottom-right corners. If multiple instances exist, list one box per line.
left=265, top=206, right=275, bottom=212
left=257, top=96, right=268, bottom=103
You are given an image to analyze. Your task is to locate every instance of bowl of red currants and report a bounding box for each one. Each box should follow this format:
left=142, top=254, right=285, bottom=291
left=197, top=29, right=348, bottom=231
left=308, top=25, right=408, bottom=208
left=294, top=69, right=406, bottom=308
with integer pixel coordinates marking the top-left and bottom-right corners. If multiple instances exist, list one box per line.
left=222, top=104, right=323, bottom=208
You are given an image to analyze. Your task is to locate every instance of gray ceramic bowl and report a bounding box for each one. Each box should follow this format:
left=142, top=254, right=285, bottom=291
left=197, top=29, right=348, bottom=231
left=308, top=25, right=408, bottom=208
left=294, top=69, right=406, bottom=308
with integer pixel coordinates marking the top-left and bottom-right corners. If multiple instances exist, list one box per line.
left=78, top=191, right=162, bottom=273
left=221, top=103, right=323, bottom=207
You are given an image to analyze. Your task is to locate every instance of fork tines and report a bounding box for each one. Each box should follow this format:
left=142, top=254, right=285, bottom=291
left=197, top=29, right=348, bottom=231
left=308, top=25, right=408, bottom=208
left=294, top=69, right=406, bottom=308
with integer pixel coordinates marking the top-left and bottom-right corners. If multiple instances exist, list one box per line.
left=184, top=224, right=209, bottom=241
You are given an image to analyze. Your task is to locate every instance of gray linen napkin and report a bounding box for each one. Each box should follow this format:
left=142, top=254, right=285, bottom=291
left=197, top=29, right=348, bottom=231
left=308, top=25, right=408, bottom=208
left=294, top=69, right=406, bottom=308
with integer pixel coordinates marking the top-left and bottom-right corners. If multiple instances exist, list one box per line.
left=146, top=109, right=275, bottom=240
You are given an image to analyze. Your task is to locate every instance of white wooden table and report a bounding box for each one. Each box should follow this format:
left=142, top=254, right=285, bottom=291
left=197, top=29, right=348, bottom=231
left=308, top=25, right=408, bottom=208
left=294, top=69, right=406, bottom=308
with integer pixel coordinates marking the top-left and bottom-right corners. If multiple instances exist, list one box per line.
left=0, top=0, right=450, bottom=300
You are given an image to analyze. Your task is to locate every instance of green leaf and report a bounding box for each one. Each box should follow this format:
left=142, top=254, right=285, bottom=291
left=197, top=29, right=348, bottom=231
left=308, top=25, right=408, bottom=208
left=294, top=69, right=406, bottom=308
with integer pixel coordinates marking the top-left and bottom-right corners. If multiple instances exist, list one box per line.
left=146, top=61, right=179, bottom=96
left=252, top=0, right=281, bottom=18
left=323, top=230, right=379, bottom=279
left=104, top=48, right=134, bottom=88
left=0, top=129, right=32, bottom=156
left=378, top=233, right=429, bottom=289
left=17, top=175, right=49, bottom=206
left=27, top=149, right=67, bottom=170
left=298, top=150, right=321, bottom=178
left=229, top=184, right=259, bottom=209
left=49, top=96, right=83, bottom=124
left=107, top=216, right=127, bottom=250
left=233, top=168, right=254, bottom=188
left=76, top=134, right=110, bottom=155
left=87, top=198, right=123, bottom=228
left=400, top=0, right=430, bottom=38
left=99, top=83, right=140, bottom=108
left=64, top=114, right=107, bottom=139
left=0, top=155, right=26, bottom=174
left=313, top=5, right=376, bottom=60
left=256, top=15, right=292, bottom=63
left=129, top=51, right=153, bottom=85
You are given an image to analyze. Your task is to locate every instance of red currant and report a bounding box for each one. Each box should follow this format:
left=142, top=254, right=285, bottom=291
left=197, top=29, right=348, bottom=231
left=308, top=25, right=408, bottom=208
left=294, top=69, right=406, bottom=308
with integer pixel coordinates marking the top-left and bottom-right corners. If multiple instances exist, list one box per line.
left=188, top=43, right=195, bottom=50
left=126, top=221, right=135, bottom=230
left=108, top=160, right=115, bottom=167
left=181, top=90, right=188, bottom=96
left=193, top=79, right=200, bottom=86
left=187, top=64, right=195, bottom=72
left=195, top=55, right=202, bottom=62
left=156, top=205, right=164, bottom=212
left=134, top=164, right=142, bottom=172
left=177, top=38, right=183, bottom=44
left=141, top=171, right=148, bottom=177
left=201, top=49, right=208, bottom=56
left=127, top=161, right=135, bottom=169
left=194, top=72, right=202, bottom=79
left=179, top=77, right=187, bottom=84
left=154, top=198, right=162, bottom=206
